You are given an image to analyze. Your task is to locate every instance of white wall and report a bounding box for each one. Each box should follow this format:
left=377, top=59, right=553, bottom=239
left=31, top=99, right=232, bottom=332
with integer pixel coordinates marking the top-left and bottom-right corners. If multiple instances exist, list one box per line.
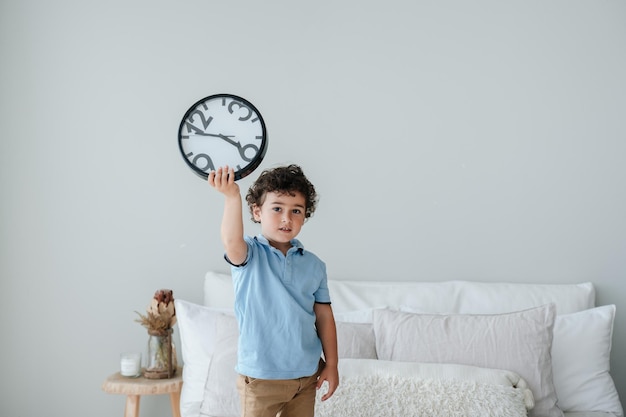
left=1, top=1, right=625, bottom=415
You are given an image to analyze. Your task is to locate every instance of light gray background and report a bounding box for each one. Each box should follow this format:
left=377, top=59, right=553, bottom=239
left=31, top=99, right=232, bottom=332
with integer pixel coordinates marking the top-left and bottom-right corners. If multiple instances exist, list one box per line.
left=1, top=1, right=625, bottom=416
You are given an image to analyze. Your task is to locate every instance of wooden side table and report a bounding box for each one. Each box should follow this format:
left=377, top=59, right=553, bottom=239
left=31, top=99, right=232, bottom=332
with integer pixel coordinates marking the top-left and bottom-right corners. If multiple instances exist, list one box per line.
left=102, top=367, right=183, bottom=417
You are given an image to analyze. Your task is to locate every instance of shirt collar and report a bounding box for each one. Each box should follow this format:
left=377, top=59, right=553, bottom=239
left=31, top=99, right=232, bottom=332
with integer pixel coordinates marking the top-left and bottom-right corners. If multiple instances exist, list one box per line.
left=255, top=234, right=305, bottom=255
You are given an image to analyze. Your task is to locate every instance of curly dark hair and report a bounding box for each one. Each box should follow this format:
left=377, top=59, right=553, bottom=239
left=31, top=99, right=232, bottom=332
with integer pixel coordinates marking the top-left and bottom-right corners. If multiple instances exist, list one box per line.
left=245, top=164, right=318, bottom=223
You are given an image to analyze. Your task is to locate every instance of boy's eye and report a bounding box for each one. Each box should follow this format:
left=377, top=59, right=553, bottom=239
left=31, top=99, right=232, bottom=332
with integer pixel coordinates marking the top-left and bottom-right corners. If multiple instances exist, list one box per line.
left=272, top=207, right=282, bottom=212
left=292, top=209, right=302, bottom=214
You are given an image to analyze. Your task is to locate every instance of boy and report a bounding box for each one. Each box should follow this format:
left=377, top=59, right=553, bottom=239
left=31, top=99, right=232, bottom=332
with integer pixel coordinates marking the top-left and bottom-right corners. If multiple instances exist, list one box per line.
left=208, top=164, right=338, bottom=417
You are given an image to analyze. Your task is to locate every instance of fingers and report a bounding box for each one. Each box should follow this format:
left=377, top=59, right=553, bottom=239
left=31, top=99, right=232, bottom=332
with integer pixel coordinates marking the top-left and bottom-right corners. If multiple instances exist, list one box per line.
left=207, top=166, right=235, bottom=188
left=317, top=373, right=339, bottom=401
left=320, top=382, right=338, bottom=401
left=316, top=378, right=323, bottom=390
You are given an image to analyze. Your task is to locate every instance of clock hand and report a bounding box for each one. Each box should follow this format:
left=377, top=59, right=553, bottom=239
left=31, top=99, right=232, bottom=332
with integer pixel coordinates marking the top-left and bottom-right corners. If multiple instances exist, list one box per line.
left=188, top=132, right=240, bottom=147
left=191, top=132, right=259, bottom=162
left=191, top=132, right=235, bottom=140
left=193, top=132, right=243, bottom=149
left=213, top=134, right=238, bottom=147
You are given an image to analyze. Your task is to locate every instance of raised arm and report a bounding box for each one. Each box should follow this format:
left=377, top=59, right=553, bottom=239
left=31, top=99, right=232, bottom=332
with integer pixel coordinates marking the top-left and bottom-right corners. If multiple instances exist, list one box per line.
left=208, top=166, right=247, bottom=265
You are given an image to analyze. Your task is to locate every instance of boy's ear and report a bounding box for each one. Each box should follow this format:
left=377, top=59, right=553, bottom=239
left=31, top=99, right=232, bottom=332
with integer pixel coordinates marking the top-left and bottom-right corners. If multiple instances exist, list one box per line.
left=252, top=204, right=262, bottom=222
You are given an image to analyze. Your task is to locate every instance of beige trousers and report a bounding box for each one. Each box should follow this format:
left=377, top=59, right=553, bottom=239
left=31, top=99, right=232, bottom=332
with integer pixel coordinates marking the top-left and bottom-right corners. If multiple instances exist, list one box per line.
left=236, top=362, right=323, bottom=417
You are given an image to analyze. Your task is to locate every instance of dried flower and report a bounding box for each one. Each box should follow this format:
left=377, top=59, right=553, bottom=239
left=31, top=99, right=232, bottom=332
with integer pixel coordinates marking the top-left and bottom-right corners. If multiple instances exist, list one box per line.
left=135, top=289, right=177, bottom=333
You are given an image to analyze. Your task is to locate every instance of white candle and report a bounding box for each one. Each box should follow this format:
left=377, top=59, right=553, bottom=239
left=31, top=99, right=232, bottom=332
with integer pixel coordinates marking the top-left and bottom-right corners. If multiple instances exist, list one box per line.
left=120, top=352, right=142, bottom=377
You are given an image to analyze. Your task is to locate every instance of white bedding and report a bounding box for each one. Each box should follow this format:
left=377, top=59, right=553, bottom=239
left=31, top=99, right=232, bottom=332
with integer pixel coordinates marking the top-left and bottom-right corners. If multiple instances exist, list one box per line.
left=316, top=375, right=529, bottom=417
left=315, top=359, right=534, bottom=417
left=174, top=272, right=624, bottom=417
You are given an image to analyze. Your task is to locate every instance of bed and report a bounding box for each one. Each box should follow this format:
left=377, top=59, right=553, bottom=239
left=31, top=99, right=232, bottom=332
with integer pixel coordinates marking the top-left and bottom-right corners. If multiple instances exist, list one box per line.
left=174, top=271, right=623, bottom=417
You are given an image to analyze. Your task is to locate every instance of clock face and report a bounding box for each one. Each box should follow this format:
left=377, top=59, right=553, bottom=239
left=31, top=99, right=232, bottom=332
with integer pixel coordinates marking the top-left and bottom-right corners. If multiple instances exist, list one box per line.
left=178, top=94, right=268, bottom=180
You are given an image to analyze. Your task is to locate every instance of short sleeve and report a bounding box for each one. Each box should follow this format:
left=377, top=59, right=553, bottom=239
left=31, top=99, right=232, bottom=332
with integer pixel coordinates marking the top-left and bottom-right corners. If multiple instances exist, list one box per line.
left=313, top=264, right=331, bottom=304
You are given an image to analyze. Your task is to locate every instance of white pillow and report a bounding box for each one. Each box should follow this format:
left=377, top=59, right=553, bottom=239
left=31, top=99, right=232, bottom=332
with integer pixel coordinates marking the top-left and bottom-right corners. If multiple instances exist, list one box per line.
left=327, top=279, right=595, bottom=315
left=203, top=271, right=235, bottom=309
left=335, top=322, right=377, bottom=359
left=200, top=314, right=239, bottom=417
left=334, top=308, right=381, bottom=323
left=551, top=305, right=622, bottom=415
left=373, top=305, right=561, bottom=417
left=174, top=300, right=233, bottom=417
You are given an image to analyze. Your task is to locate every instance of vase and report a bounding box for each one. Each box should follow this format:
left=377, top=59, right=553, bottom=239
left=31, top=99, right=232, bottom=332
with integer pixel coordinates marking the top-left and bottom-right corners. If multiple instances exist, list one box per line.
left=144, top=328, right=177, bottom=379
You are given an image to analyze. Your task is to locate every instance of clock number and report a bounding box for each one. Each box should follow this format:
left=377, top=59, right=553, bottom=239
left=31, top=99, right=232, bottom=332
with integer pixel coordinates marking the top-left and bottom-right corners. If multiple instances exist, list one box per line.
left=227, top=100, right=254, bottom=122
left=187, top=152, right=215, bottom=172
left=184, top=122, right=205, bottom=136
left=239, top=143, right=259, bottom=162
left=215, top=135, right=260, bottom=162
left=188, top=109, right=213, bottom=130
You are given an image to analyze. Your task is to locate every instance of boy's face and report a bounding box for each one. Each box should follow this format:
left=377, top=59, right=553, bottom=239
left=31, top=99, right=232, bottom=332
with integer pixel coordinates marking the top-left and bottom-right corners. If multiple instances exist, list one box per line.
left=252, top=190, right=306, bottom=251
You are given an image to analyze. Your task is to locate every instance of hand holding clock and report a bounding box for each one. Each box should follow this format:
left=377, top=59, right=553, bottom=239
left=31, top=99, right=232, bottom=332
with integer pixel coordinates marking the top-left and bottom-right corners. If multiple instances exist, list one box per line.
left=208, top=166, right=239, bottom=197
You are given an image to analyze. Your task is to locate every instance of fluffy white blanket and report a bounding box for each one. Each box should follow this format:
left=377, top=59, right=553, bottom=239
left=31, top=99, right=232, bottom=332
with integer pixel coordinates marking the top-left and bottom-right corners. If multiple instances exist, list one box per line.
left=315, top=374, right=530, bottom=417
left=315, top=360, right=535, bottom=417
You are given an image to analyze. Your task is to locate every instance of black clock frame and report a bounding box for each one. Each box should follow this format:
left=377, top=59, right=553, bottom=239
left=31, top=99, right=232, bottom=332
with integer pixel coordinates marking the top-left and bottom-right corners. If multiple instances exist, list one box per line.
left=178, top=93, right=268, bottom=181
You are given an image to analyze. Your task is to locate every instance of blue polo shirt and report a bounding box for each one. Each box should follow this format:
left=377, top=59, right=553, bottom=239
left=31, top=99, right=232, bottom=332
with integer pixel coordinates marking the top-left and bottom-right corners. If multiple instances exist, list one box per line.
left=228, top=234, right=330, bottom=379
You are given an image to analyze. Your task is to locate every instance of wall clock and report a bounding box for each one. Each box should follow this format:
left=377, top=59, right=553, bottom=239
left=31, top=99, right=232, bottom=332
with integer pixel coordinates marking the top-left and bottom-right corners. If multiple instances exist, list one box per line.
left=178, top=94, right=268, bottom=180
